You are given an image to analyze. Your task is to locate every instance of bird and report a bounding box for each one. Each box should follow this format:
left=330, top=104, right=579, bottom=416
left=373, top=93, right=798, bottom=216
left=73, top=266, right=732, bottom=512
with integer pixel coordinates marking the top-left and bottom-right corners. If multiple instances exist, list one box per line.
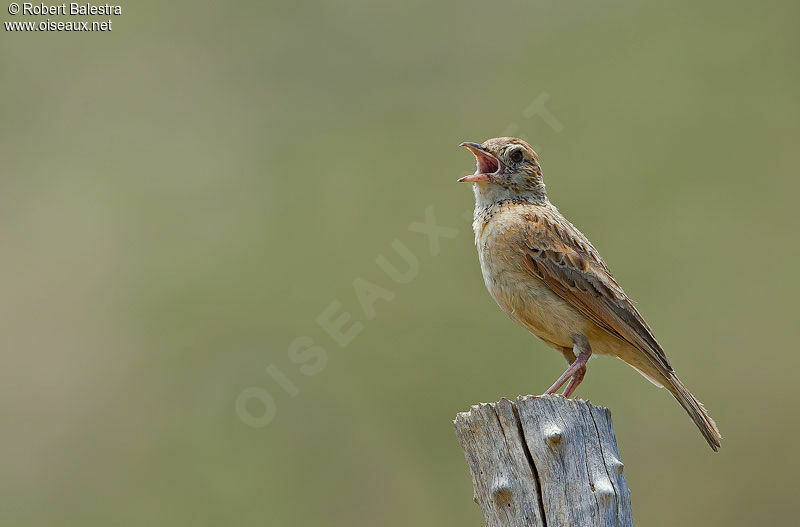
left=458, top=137, right=722, bottom=451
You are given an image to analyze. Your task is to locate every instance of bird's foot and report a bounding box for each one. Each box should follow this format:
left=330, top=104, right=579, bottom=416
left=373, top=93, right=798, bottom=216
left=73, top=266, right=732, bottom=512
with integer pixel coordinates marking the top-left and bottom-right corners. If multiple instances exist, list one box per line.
left=562, top=365, right=586, bottom=398
left=543, top=351, right=591, bottom=397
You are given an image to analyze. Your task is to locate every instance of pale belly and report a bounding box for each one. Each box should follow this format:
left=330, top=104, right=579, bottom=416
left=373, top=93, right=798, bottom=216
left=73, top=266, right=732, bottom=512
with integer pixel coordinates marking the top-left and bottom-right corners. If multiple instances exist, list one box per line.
left=481, top=254, right=587, bottom=347
left=476, top=233, right=612, bottom=355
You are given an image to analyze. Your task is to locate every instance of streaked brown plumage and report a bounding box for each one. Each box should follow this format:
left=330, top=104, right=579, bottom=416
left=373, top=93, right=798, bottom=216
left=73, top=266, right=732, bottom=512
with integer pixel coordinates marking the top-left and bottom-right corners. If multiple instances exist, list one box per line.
left=459, top=137, right=722, bottom=451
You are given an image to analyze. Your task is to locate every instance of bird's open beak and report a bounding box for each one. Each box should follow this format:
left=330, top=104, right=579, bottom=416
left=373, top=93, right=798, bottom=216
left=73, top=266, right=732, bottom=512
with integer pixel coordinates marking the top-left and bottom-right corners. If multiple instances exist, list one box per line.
left=458, top=142, right=502, bottom=183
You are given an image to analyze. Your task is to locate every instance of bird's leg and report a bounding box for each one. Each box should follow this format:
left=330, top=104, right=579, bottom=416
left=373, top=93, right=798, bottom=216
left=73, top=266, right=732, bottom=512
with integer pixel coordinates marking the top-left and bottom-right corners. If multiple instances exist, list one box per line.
left=544, top=337, right=592, bottom=397
left=562, top=361, right=587, bottom=398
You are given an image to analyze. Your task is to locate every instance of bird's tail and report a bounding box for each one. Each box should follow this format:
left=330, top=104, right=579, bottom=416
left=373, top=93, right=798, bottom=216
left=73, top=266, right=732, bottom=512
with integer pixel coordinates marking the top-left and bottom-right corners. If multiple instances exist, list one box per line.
left=665, top=374, right=722, bottom=452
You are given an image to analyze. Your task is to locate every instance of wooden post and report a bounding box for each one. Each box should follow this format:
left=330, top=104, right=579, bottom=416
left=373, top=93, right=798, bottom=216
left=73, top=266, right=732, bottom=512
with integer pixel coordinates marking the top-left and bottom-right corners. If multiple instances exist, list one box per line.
left=453, top=395, right=633, bottom=527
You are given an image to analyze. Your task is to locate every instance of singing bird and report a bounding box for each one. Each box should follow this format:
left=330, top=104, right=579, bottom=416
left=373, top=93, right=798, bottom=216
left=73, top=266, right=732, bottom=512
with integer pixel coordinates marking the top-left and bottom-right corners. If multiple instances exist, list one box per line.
left=458, top=137, right=721, bottom=451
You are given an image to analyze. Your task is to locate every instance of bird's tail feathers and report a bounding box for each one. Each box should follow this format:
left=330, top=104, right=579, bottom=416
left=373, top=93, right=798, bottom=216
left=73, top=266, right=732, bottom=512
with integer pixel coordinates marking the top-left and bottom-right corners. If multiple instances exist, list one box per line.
left=665, top=374, right=722, bottom=452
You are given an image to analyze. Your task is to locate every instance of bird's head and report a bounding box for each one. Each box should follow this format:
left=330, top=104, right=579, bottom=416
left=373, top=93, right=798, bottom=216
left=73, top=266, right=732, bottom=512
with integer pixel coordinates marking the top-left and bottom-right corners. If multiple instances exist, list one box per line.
left=458, top=137, right=547, bottom=204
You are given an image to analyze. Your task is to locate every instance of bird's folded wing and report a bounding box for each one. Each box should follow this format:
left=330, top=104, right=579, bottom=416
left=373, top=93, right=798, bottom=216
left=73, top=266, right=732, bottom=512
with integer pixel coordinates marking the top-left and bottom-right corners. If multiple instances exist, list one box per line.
left=516, top=212, right=673, bottom=373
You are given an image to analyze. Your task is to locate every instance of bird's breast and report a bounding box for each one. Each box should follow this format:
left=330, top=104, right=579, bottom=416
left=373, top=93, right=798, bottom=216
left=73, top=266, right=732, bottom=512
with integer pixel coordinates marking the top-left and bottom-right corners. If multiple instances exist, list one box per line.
left=474, top=213, right=591, bottom=349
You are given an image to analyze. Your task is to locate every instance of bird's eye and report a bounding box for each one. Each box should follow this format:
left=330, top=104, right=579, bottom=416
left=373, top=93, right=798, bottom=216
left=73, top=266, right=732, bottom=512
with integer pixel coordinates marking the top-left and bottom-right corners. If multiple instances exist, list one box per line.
left=509, top=149, right=524, bottom=163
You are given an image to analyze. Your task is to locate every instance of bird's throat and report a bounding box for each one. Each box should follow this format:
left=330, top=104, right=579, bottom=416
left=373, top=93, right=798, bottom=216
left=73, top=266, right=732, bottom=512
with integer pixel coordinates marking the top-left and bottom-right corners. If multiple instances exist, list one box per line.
left=472, top=182, right=548, bottom=211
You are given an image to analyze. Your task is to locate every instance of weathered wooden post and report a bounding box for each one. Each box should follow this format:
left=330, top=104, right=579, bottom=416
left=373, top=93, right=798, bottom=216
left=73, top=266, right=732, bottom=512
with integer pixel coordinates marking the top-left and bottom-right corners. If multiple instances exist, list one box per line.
left=454, top=395, right=633, bottom=527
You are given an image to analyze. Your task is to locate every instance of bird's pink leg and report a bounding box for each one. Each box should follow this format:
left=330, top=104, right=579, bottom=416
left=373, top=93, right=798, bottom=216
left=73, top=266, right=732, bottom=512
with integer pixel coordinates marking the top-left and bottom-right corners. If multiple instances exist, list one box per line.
left=544, top=338, right=592, bottom=397
left=562, top=362, right=587, bottom=398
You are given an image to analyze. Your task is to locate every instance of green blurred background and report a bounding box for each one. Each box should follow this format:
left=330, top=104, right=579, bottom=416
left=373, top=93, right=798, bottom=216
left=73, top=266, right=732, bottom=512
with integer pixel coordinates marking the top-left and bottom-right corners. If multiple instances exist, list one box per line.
left=2, top=1, right=798, bottom=525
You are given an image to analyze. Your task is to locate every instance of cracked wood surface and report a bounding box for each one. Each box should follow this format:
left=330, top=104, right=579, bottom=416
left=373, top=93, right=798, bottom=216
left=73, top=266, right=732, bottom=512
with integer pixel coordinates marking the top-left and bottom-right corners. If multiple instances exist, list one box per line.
left=454, top=395, right=632, bottom=527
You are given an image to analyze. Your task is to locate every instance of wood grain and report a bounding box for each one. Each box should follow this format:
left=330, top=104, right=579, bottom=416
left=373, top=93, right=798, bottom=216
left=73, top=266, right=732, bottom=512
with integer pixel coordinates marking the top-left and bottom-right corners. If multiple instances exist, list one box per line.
left=454, top=395, right=632, bottom=527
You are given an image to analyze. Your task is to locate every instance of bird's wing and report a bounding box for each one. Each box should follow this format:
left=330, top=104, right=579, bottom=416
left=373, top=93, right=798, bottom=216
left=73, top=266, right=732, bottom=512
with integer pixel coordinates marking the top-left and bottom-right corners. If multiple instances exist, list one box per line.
left=514, top=208, right=673, bottom=372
